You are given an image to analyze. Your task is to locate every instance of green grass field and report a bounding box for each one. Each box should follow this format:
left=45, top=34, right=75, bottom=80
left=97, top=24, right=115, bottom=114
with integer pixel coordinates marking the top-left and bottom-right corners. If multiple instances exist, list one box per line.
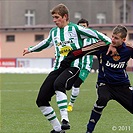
left=0, top=73, right=133, bottom=133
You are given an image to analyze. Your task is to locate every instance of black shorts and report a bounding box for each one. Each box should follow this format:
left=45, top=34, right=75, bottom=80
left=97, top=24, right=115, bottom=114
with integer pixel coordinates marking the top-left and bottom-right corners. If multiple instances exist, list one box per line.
left=73, top=77, right=83, bottom=88
left=95, top=83, right=133, bottom=114
left=36, top=67, right=80, bottom=107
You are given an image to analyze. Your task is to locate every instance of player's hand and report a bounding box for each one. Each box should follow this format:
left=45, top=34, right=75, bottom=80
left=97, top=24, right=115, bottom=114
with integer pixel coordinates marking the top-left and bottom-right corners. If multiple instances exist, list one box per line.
left=106, top=44, right=117, bottom=56
left=23, top=48, right=31, bottom=56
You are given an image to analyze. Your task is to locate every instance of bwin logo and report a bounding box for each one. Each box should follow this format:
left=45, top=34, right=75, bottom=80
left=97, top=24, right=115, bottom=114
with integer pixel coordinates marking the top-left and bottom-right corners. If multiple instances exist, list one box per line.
left=106, top=61, right=125, bottom=68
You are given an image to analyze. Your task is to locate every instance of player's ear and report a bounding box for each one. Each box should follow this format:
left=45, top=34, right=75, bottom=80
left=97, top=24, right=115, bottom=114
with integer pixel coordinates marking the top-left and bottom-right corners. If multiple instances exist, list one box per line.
left=64, top=14, right=69, bottom=21
left=123, top=38, right=126, bottom=42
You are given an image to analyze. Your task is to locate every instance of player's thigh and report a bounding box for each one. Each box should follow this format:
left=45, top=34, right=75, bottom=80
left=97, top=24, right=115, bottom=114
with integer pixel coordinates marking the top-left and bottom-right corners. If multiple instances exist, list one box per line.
left=37, top=70, right=60, bottom=101
left=55, top=67, right=80, bottom=90
left=97, top=84, right=111, bottom=101
left=97, top=83, right=111, bottom=99
left=115, top=85, right=133, bottom=113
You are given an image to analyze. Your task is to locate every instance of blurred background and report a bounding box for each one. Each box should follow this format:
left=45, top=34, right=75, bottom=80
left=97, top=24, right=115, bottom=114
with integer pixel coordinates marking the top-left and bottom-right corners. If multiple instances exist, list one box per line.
left=0, top=0, right=133, bottom=72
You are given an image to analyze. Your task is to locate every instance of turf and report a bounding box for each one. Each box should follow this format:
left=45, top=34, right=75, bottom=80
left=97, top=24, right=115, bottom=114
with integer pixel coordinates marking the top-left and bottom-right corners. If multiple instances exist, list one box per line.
left=0, top=73, right=133, bottom=133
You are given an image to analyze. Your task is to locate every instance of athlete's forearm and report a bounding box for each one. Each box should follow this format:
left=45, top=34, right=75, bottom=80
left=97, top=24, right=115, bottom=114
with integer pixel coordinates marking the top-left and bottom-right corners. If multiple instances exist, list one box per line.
left=60, top=41, right=106, bottom=68
left=28, top=40, right=48, bottom=52
left=78, top=25, right=112, bottom=45
left=95, top=30, right=111, bottom=45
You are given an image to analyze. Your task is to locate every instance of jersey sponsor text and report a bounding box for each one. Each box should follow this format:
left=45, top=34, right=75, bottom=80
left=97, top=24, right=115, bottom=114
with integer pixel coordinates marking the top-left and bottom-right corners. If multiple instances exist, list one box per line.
left=106, top=61, right=125, bottom=68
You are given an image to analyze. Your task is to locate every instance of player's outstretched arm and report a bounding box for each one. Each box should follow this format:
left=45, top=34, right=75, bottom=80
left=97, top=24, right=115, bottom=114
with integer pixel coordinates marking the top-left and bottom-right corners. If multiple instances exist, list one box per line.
left=60, top=41, right=106, bottom=69
left=23, top=48, right=31, bottom=56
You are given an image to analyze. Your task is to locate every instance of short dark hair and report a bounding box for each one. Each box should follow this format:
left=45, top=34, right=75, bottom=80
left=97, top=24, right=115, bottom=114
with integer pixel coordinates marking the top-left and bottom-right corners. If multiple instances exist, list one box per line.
left=77, top=18, right=89, bottom=26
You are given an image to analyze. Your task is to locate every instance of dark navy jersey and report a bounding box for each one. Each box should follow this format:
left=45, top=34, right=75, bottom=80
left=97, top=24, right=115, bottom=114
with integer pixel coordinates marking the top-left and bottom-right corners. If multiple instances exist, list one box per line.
left=94, top=43, right=133, bottom=85
left=60, top=41, right=133, bottom=85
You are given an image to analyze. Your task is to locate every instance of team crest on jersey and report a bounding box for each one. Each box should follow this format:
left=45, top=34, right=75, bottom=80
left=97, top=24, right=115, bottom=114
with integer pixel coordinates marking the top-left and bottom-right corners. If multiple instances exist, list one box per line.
left=60, top=46, right=72, bottom=56
left=69, top=31, right=76, bottom=38
left=112, top=53, right=120, bottom=61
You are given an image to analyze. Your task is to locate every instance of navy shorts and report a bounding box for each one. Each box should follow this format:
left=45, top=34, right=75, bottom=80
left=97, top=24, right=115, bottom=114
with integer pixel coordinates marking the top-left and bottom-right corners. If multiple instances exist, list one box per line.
left=95, top=83, right=133, bottom=114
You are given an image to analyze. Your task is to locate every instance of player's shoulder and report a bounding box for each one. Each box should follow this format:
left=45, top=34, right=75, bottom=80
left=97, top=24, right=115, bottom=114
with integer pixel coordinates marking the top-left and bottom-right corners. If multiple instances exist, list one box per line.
left=125, top=42, right=133, bottom=48
left=68, top=22, right=77, bottom=26
left=50, top=27, right=57, bottom=32
left=50, top=27, right=57, bottom=31
left=68, top=22, right=82, bottom=29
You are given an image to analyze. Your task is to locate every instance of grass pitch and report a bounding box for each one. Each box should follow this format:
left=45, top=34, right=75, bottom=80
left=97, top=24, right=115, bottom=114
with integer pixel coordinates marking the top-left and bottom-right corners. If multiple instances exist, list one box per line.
left=0, top=73, right=133, bottom=133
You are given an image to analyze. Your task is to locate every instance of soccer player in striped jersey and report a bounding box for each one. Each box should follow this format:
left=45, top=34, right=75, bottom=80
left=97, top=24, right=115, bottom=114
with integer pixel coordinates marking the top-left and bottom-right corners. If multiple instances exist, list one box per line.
left=67, top=18, right=97, bottom=112
left=60, top=25, right=133, bottom=133
left=23, top=3, right=114, bottom=133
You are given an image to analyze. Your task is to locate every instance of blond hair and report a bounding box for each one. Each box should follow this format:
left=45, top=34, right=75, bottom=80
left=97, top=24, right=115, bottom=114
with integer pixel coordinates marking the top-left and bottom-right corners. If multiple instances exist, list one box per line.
left=113, top=25, right=127, bottom=38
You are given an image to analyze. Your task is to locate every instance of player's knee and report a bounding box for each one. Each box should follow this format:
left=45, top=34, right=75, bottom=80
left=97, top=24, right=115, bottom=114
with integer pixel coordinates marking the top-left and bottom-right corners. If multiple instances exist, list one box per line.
left=54, top=80, right=66, bottom=93
left=94, top=103, right=105, bottom=112
left=99, top=96, right=109, bottom=104
left=36, top=99, right=41, bottom=107
left=94, top=96, right=109, bottom=111
left=36, top=97, right=50, bottom=107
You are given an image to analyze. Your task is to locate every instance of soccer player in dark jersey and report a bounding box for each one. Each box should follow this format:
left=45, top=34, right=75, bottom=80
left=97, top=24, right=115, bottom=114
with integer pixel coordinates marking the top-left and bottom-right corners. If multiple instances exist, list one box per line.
left=60, top=25, right=133, bottom=133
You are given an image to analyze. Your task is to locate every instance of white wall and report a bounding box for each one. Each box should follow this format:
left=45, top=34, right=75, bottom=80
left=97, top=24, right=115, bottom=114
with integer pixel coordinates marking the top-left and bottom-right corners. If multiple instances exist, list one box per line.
left=16, top=58, right=53, bottom=69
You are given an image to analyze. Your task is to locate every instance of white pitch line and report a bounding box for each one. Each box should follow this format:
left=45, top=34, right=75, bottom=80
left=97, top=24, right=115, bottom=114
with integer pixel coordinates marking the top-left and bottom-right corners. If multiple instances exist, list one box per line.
left=0, top=90, right=38, bottom=92
left=0, top=89, right=90, bottom=92
left=3, top=82, right=41, bottom=85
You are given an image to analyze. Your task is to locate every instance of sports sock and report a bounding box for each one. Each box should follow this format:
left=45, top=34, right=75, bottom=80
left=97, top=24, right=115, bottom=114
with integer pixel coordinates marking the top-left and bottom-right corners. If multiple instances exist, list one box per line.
left=69, top=86, right=80, bottom=106
left=55, top=91, right=69, bottom=122
left=39, top=106, right=61, bottom=131
left=87, top=109, right=102, bottom=132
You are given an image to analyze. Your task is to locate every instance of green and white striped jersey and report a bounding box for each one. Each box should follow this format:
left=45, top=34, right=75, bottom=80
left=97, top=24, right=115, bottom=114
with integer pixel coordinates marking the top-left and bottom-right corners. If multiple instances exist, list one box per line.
left=28, top=22, right=111, bottom=70
left=78, top=38, right=98, bottom=81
